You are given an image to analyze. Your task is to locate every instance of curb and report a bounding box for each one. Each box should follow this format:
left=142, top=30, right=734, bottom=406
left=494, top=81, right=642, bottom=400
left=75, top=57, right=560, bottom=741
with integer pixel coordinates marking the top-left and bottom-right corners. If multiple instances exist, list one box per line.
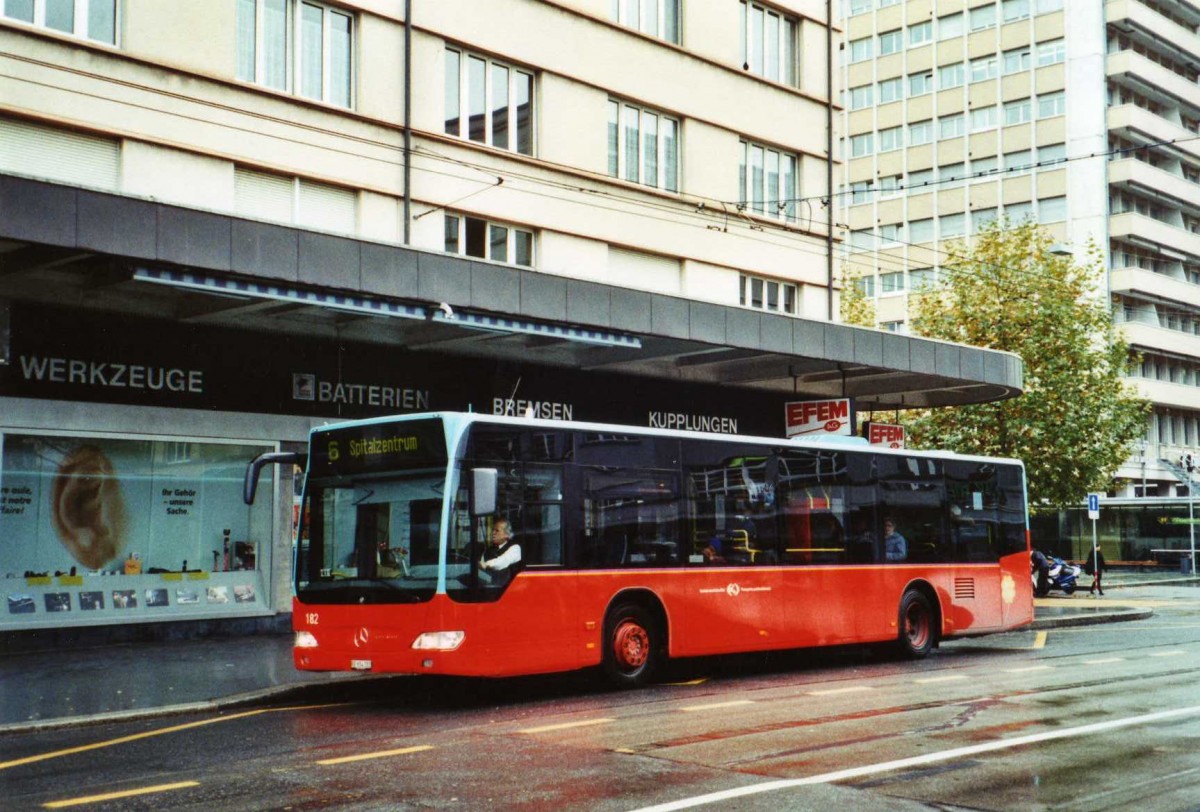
left=1030, top=607, right=1153, bottom=630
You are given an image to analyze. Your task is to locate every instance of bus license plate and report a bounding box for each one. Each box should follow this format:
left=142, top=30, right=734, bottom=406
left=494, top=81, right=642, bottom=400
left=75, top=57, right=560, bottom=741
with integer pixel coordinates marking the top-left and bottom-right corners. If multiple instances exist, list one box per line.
left=351, top=659, right=372, bottom=671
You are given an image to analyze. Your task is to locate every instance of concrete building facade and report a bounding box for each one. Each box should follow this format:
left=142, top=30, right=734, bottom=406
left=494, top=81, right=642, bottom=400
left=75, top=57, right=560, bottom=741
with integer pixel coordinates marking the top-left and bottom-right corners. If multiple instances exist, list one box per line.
left=840, top=0, right=1200, bottom=500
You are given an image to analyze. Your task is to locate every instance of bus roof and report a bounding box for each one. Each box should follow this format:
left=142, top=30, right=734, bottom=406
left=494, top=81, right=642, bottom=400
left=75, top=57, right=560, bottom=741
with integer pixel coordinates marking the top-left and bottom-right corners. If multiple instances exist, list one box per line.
left=309, top=410, right=1024, bottom=468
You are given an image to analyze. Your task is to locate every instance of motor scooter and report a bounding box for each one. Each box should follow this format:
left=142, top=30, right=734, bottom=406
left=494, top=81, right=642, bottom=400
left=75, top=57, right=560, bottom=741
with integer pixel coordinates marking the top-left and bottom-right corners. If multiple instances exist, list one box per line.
left=1031, top=550, right=1082, bottom=597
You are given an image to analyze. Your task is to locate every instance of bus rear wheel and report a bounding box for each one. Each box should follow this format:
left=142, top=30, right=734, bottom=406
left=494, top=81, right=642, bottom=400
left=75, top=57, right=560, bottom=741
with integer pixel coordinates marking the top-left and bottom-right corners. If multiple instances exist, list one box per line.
left=897, top=589, right=935, bottom=658
left=602, top=603, right=661, bottom=688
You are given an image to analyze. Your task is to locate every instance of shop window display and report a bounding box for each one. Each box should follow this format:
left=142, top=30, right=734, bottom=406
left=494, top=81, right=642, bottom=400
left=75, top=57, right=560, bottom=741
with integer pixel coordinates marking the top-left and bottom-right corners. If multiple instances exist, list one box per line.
left=1, top=433, right=274, bottom=627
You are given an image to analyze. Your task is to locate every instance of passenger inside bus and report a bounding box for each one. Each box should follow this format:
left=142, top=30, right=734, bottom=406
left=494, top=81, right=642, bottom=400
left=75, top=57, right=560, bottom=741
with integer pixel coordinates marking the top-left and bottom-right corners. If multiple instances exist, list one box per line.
left=883, top=518, right=908, bottom=561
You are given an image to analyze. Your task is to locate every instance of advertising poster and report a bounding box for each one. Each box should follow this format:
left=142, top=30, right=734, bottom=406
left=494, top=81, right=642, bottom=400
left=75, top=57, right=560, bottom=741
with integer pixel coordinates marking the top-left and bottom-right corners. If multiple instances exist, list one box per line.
left=0, top=434, right=273, bottom=580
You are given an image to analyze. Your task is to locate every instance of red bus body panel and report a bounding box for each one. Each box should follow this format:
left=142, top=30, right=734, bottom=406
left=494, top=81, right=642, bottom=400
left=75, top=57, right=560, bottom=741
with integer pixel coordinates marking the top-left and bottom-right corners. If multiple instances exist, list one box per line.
left=293, top=551, right=1032, bottom=677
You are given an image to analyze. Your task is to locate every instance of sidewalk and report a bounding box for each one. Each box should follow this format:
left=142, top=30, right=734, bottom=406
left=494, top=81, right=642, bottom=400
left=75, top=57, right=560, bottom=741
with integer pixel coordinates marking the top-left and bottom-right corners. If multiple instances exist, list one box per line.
left=0, top=569, right=1190, bottom=735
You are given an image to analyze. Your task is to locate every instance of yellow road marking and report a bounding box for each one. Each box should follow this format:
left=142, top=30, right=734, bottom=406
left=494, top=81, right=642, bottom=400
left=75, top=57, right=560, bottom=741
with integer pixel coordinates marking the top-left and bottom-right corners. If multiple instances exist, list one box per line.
left=665, top=678, right=709, bottom=686
left=914, top=675, right=969, bottom=684
left=807, top=686, right=874, bottom=697
left=0, top=702, right=345, bottom=771
left=316, top=745, right=434, bottom=765
left=679, top=700, right=755, bottom=712
left=519, top=718, right=615, bottom=734
left=1031, top=631, right=1048, bottom=650
left=43, top=780, right=199, bottom=808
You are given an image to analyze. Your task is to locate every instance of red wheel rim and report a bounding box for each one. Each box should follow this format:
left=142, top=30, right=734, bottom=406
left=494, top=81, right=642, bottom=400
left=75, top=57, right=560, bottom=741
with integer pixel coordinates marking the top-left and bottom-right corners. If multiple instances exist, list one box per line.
left=612, top=620, right=649, bottom=672
left=905, top=605, right=930, bottom=649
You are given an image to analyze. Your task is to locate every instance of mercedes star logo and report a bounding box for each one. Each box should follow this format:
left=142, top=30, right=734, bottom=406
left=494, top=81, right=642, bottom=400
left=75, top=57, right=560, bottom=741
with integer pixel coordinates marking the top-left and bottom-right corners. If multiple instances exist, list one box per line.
left=353, top=626, right=369, bottom=648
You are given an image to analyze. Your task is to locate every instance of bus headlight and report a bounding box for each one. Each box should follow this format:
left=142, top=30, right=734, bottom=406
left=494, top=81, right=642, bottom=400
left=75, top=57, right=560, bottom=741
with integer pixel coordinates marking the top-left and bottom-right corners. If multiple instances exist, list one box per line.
left=295, top=631, right=319, bottom=649
left=412, top=631, right=465, bottom=651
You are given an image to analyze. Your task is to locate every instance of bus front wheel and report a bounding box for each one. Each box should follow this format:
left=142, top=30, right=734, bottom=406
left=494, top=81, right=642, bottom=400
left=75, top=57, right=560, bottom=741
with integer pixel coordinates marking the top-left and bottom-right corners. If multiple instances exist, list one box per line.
left=602, top=603, right=661, bottom=688
left=897, top=589, right=935, bottom=658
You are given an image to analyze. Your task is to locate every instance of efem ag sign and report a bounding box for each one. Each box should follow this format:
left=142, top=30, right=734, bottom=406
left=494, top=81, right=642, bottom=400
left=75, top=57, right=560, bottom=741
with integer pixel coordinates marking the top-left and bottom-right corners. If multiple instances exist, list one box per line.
left=864, top=421, right=905, bottom=448
left=784, top=398, right=853, bottom=438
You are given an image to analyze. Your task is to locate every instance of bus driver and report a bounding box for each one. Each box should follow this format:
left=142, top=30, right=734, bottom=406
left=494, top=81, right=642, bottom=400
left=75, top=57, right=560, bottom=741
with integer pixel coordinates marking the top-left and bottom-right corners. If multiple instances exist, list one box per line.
left=479, top=518, right=522, bottom=584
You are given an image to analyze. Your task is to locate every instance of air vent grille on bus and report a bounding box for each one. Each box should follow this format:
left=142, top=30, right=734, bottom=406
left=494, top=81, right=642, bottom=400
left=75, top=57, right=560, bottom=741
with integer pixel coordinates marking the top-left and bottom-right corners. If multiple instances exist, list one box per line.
left=954, top=578, right=975, bottom=599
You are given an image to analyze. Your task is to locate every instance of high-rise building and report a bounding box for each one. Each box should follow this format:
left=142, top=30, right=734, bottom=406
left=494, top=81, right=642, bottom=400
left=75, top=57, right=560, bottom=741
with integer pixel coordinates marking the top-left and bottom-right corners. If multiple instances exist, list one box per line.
left=840, top=0, right=1200, bottom=507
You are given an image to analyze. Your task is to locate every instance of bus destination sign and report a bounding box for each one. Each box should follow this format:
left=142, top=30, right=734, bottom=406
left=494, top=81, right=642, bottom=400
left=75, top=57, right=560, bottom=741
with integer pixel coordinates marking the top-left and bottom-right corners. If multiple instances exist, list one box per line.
left=309, top=418, right=448, bottom=476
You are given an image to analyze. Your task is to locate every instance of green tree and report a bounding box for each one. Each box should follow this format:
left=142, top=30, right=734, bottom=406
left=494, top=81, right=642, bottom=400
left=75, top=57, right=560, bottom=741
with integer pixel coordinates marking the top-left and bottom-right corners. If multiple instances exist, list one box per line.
left=839, top=266, right=876, bottom=328
left=904, top=220, right=1148, bottom=511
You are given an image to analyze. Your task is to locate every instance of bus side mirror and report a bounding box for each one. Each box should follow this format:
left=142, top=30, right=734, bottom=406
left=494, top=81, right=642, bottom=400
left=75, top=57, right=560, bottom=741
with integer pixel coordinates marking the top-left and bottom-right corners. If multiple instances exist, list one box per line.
left=472, top=468, right=498, bottom=516
left=244, top=451, right=307, bottom=505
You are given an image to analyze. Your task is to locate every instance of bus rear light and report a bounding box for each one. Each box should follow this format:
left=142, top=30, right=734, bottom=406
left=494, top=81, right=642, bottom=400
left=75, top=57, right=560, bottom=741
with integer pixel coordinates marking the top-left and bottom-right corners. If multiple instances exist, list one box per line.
left=295, top=631, right=319, bottom=649
left=412, top=631, right=465, bottom=651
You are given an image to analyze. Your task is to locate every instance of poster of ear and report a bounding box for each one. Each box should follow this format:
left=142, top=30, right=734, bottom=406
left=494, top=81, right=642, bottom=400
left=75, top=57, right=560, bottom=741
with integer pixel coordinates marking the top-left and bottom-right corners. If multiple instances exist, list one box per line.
left=0, top=433, right=275, bottom=627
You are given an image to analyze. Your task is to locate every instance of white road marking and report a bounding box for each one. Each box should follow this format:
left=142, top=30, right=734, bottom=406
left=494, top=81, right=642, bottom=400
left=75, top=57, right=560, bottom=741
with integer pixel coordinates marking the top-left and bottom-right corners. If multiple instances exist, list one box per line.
left=519, top=718, right=615, bottom=734
left=1003, top=665, right=1053, bottom=673
left=626, top=704, right=1200, bottom=812
left=914, top=675, right=969, bottom=684
left=807, top=686, right=874, bottom=696
left=1149, top=650, right=1186, bottom=658
left=1082, top=657, right=1124, bottom=665
left=678, top=701, right=755, bottom=713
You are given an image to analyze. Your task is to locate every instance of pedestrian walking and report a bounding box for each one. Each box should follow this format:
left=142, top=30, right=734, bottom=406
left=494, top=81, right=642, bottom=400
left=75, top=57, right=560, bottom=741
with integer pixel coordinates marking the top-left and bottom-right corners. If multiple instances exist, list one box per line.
left=1085, top=546, right=1105, bottom=596
left=1188, top=453, right=1195, bottom=474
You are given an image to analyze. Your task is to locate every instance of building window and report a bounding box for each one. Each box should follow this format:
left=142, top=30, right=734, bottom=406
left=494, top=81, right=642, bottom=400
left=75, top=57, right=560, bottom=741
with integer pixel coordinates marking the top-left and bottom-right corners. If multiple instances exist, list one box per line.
left=612, top=0, right=681, bottom=44
left=1003, top=46, right=1031, bottom=74
left=445, top=48, right=534, bottom=156
left=609, top=100, right=679, bottom=191
left=740, top=274, right=797, bottom=314
left=909, top=120, right=933, bottom=146
left=848, top=84, right=874, bottom=110
left=881, top=320, right=906, bottom=333
left=2, top=0, right=115, bottom=43
left=1037, top=91, right=1066, bottom=119
left=1005, top=200, right=1033, bottom=221
left=909, top=218, right=934, bottom=242
left=939, top=63, right=965, bottom=89
left=445, top=213, right=533, bottom=267
left=971, top=155, right=998, bottom=177
left=972, top=207, right=998, bottom=233
left=908, top=21, right=932, bottom=46
left=878, top=77, right=903, bottom=103
left=910, top=267, right=935, bottom=291
left=1002, top=0, right=1030, bottom=23
left=938, top=162, right=965, bottom=189
left=970, top=105, right=998, bottom=131
left=969, top=4, right=996, bottom=30
left=850, top=229, right=875, bottom=252
left=1003, top=98, right=1032, bottom=125
left=1004, top=149, right=1033, bottom=172
left=1038, top=143, right=1066, bottom=166
left=940, top=212, right=965, bottom=237
left=848, top=0, right=872, bottom=15
left=879, top=222, right=902, bottom=244
left=970, top=56, right=998, bottom=82
left=235, top=167, right=357, bottom=233
left=908, top=71, right=934, bottom=97
left=939, top=114, right=965, bottom=139
left=1039, top=196, right=1067, bottom=222
left=854, top=275, right=875, bottom=297
left=850, top=180, right=872, bottom=205
left=848, top=36, right=873, bottom=64
left=879, top=29, right=903, bottom=56
left=740, top=140, right=798, bottom=220
left=741, top=1, right=798, bottom=84
left=879, top=174, right=903, bottom=198
left=881, top=271, right=905, bottom=293
left=1036, top=38, right=1065, bottom=66
left=849, top=132, right=875, bottom=158
left=879, top=125, right=903, bottom=152
left=938, top=12, right=963, bottom=39
left=237, top=0, right=353, bottom=108
left=1036, top=0, right=1063, bottom=13
left=908, top=168, right=934, bottom=189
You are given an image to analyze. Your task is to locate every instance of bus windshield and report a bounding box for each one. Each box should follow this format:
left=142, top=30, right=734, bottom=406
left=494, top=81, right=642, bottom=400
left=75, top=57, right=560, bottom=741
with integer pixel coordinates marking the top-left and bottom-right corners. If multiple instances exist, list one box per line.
left=297, top=471, right=445, bottom=603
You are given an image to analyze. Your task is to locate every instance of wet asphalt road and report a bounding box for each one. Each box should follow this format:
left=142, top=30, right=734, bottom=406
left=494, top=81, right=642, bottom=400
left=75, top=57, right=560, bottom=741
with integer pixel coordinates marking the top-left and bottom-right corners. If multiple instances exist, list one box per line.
left=3, top=584, right=1200, bottom=811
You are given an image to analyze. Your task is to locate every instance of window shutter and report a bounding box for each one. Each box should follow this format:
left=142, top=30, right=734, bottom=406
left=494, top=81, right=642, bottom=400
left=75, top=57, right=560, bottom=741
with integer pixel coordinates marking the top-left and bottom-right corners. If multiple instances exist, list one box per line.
left=234, top=168, right=294, bottom=223
left=297, top=179, right=357, bottom=234
left=0, top=117, right=119, bottom=190
left=608, top=247, right=680, bottom=294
